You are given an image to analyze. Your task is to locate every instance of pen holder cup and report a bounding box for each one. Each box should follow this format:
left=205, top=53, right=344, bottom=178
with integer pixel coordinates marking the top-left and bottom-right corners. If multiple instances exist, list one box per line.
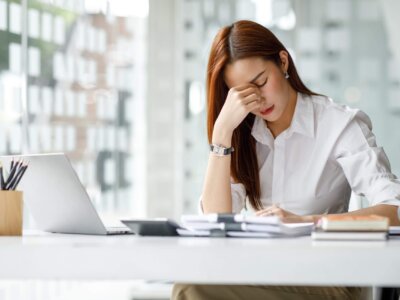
left=0, top=191, right=23, bottom=236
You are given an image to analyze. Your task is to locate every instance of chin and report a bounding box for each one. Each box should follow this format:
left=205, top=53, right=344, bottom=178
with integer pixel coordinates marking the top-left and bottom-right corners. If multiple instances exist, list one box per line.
left=258, top=113, right=279, bottom=122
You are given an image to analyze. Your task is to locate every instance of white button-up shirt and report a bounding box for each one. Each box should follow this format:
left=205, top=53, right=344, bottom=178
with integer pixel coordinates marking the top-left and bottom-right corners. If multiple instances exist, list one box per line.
left=229, top=93, right=400, bottom=215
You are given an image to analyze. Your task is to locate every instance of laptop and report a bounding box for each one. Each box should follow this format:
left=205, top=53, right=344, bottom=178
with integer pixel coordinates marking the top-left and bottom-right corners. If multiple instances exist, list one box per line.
left=1, top=153, right=131, bottom=235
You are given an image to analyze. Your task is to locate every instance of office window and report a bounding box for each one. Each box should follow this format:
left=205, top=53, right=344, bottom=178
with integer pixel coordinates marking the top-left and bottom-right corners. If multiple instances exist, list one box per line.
left=0, top=0, right=147, bottom=223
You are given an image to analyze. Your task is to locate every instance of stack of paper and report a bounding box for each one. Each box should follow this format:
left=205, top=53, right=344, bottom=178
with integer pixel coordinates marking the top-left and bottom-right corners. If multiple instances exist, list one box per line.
left=177, top=214, right=314, bottom=238
left=312, top=215, right=389, bottom=241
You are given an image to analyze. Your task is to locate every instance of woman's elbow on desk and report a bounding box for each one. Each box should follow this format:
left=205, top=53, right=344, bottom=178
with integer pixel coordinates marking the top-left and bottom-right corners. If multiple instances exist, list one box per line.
left=333, top=204, right=400, bottom=226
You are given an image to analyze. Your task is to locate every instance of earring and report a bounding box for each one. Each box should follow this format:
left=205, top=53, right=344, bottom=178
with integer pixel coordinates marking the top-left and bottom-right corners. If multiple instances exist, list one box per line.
left=284, top=71, right=289, bottom=79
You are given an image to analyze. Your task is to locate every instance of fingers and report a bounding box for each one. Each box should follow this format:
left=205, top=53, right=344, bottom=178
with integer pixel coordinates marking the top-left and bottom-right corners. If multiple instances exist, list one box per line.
left=238, top=86, right=260, bottom=98
left=246, top=100, right=262, bottom=112
left=230, top=83, right=257, bottom=92
left=255, top=204, right=282, bottom=217
left=229, top=85, right=260, bottom=98
left=243, top=93, right=261, bottom=104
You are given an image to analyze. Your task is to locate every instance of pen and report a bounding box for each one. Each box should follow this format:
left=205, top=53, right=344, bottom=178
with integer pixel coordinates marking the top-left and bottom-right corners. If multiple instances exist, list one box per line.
left=5, top=159, right=19, bottom=189
left=7, top=161, right=25, bottom=190
left=10, top=162, right=28, bottom=190
left=0, top=162, right=4, bottom=190
left=5, top=159, right=23, bottom=190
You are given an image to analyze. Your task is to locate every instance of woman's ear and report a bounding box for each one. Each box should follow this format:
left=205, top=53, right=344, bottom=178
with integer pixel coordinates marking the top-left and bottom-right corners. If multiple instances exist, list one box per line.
left=279, top=50, right=289, bottom=73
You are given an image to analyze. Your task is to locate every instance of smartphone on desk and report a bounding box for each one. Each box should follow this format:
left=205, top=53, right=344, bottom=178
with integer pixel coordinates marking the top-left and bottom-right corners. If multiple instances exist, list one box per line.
left=121, top=219, right=180, bottom=236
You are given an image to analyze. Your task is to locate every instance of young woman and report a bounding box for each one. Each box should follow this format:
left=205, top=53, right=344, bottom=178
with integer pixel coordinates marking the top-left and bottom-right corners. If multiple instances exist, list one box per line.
left=172, top=20, right=400, bottom=300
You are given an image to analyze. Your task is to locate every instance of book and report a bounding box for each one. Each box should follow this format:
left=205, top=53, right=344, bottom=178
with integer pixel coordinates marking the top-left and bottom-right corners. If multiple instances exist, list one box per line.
left=319, top=214, right=389, bottom=232
left=389, top=226, right=400, bottom=235
left=180, top=213, right=280, bottom=225
left=311, top=229, right=388, bottom=241
left=178, top=213, right=314, bottom=238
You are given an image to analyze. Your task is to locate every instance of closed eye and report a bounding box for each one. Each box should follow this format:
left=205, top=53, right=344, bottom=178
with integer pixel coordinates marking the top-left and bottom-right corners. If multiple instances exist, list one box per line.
left=255, top=78, right=267, bottom=88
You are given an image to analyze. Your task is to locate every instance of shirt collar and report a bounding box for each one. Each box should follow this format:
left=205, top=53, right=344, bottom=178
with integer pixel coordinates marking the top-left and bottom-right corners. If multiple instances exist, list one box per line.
left=251, top=93, right=315, bottom=144
left=287, top=93, right=315, bottom=139
left=251, top=115, right=274, bottom=146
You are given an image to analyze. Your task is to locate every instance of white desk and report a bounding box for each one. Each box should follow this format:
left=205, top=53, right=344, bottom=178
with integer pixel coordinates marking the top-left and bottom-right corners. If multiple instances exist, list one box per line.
left=1, top=232, right=400, bottom=286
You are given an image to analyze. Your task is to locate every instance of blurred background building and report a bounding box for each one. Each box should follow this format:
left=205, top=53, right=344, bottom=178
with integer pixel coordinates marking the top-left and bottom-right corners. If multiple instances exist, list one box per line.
left=1, top=0, right=400, bottom=298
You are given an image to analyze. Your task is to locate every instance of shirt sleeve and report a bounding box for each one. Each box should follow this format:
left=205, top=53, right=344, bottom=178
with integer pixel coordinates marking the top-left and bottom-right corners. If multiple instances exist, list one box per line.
left=198, top=180, right=247, bottom=214
left=334, top=110, right=400, bottom=207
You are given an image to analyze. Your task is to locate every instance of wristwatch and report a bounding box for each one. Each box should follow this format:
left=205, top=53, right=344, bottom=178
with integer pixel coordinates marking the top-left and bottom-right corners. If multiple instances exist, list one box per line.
left=210, top=144, right=234, bottom=156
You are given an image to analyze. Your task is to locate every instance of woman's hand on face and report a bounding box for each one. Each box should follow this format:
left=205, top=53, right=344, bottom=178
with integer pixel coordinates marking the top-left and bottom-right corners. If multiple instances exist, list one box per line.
left=214, top=84, right=262, bottom=135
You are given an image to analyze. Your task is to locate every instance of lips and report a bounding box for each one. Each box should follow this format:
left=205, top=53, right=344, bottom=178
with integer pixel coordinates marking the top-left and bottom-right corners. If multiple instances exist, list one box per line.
left=260, top=105, right=274, bottom=115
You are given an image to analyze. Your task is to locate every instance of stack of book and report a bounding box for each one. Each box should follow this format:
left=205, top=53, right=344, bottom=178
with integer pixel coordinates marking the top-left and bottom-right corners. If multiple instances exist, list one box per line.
left=177, top=213, right=314, bottom=238
left=311, top=215, right=389, bottom=241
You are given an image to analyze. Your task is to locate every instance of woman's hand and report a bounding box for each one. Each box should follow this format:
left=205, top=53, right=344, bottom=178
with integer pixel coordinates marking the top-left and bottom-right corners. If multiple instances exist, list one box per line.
left=255, top=204, right=316, bottom=223
left=256, top=204, right=298, bottom=218
left=213, top=84, right=262, bottom=138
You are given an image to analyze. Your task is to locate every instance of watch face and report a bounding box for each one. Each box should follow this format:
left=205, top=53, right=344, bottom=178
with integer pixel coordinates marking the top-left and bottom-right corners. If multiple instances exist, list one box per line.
left=210, top=144, right=232, bottom=155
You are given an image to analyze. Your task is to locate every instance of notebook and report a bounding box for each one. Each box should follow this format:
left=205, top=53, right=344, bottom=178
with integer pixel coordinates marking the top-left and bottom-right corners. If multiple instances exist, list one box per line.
left=1, top=153, right=131, bottom=235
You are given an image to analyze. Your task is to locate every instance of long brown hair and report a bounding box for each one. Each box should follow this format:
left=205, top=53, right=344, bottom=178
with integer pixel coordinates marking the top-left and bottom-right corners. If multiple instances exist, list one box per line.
left=206, top=20, right=318, bottom=210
